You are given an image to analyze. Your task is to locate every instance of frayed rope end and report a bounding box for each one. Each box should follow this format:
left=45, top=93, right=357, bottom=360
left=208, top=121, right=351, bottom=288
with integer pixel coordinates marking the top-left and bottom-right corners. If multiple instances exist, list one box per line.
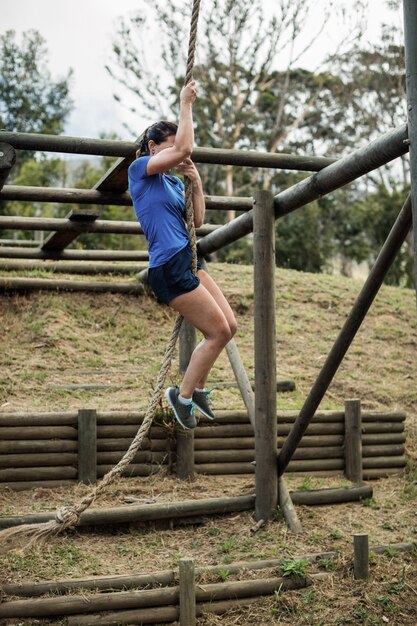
left=0, top=506, right=80, bottom=554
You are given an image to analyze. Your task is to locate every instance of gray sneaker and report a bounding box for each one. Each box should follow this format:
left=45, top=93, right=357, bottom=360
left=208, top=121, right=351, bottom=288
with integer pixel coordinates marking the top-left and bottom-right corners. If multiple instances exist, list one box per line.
left=165, top=387, right=197, bottom=430
left=193, top=388, right=215, bottom=420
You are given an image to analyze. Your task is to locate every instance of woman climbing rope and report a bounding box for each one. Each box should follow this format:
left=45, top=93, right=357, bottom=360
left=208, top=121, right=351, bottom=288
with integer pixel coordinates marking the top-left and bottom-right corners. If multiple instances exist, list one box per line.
left=128, top=81, right=237, bottom=430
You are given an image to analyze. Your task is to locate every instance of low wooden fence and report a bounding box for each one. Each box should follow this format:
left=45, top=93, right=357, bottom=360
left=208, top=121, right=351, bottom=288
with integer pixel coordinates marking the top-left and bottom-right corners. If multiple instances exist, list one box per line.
left=0, top=405, right=406, bottom=490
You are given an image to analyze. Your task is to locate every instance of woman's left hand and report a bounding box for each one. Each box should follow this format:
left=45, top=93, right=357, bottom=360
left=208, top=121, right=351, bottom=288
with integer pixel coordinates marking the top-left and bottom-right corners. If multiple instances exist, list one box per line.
left=176, top=158, right=200, bottom=183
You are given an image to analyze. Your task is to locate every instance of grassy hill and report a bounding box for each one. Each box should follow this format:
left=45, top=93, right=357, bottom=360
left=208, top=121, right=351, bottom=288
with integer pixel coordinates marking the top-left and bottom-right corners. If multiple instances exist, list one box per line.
left=1, top=262, right=416, bottom=454
left=0, top=263, right=416, bottom=626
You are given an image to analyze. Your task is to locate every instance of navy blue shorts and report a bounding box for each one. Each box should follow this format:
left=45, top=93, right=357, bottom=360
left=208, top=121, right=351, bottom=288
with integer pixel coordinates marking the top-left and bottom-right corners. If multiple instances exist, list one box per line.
left=148, top=245, right=201, bottom=305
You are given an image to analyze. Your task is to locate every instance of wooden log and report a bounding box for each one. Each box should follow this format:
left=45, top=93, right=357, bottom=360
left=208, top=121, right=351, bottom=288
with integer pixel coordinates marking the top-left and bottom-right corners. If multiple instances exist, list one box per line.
left=290, top=484, right=372, bottom=505
left=0, top=276, right=144, bottom=294
left=353, top=534, right=369, bottom=580
left=0, top=440, right=78, bottom=454
left=0, top=247, right=150, bottom=261
left=362, top=467, right=405, bottom=479
left=0, top=453, right=77, bottom=468
left=403, top=0, right=417, bottom=289
left=2, top=552, right=338, bottom=597
left=97, top=438, right=167, bottom=452
left=0, top=466, right=77, bottom=482
left=0, top=408, right=406, bottom=426
left=225, top=340, right=255, bottom=426
left=362, top=444, right=405, bottom=457
left=96, top=451, right=166, bottom=465
left=0, top=260, right=146, bottom=275
left=0, top=130, right=335, bottom=168
left=0, top=495, right=256, bottom=530
left=176, top=319, right=196, bottom=481
left=371, top=542, right=416, bottom=555
left=0, top=573, right=328, bottom=618
left=362, top=456, right=407, bottom=468
left=179, top=558, right=196, bottom=626
left=78, top=409, right=97, bottom=485
left=278, top=477, right=303, bottom=533
left=253, top=191, right=277, bottom=522
left=344, top=399, right=363, bottom=483
left=0, top=426, right=77, bottom=440
left=0, top=413, right=78, bottom=426
left=97, top=425, right=166, bottom=439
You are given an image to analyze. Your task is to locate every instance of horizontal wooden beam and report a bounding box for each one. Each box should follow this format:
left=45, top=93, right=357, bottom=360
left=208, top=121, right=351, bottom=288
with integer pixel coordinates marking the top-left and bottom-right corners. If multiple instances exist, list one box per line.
left=0, top=260, right=146, bottom=275
left=0, top=131, right=335, bottom=170
left=0, top=248, right=149, bottom=261
left=0, top=276, right=144, bottom=294
left=0, top=185, right=253, bottom=211
left=0, top=215, right=220, bottom=236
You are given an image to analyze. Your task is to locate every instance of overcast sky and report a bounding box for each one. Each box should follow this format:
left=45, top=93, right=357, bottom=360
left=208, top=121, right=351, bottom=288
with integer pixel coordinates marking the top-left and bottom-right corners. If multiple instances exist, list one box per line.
left=2, top=0, right=403, bottom=144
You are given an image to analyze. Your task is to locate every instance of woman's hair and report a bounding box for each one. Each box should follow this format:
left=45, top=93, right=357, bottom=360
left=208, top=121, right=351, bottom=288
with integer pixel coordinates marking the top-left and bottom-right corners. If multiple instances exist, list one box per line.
left=137, top=121, right=178, bottom=157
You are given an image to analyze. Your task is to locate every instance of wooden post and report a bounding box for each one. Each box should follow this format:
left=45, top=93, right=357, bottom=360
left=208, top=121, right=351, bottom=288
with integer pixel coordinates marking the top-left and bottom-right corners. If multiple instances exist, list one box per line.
left=77, top=409, right=97, bottom=484
left=353, top=534, right=369, bottom=580
left=344, top=399, right=363, bottom=483
left=226, top=339, right=302, bottom=532
left=403, top=0, right=417, bottom=293
left=0, top=143, right=16, bottom=190
left=253, top=190, right=277, bottom=521
left=176, top=320, right=196, bottom=481
left=179, top=558, right=196, bottom=626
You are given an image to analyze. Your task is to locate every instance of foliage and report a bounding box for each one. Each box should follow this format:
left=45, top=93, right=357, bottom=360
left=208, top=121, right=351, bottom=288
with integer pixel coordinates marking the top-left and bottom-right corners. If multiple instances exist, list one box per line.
left=281, top=557, right=309, bottom=578
left=0, top=29, right=73, bottom=171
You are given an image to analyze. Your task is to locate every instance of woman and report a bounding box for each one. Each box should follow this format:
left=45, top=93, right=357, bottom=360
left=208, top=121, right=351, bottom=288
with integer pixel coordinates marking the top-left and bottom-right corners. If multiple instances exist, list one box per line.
left=128, top=81, right=237, bottom=430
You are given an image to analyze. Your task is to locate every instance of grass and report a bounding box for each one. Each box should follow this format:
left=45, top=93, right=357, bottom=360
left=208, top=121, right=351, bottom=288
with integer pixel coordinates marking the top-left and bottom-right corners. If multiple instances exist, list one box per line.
left=0, top=262, right=416, bottom=625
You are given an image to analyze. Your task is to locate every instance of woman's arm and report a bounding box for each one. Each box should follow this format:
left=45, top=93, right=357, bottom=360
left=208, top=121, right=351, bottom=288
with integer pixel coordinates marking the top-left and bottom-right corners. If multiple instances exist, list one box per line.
left=176, top=159, right=205, bottom=228
left=146, top=82, right=197, bottom=176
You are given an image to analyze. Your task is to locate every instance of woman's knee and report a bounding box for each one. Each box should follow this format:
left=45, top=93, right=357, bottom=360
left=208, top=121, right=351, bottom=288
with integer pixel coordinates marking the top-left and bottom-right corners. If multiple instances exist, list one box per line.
left=229, top=317, right=238, bottom=338
left=212, top=320, right=233, bottom=346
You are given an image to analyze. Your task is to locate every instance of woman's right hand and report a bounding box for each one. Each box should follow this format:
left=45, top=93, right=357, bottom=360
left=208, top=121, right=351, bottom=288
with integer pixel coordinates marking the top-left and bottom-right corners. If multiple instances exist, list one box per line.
left=180, top=80, right=197, bottom=105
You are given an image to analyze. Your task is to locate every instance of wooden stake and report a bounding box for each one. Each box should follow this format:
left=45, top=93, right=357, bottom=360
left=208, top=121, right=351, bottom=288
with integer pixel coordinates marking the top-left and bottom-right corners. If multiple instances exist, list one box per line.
left=344, top=399, right=363, bottom=483
left=77, top=409, right=97, bottom=484
left=179, top=558, right=196, bottom=626
left=353, top=533, right=369, bottom=580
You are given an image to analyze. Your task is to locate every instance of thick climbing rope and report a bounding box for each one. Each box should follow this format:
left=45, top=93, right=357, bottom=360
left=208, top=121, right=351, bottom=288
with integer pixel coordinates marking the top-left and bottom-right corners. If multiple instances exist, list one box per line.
left=0, top=0, right=201, bottom=552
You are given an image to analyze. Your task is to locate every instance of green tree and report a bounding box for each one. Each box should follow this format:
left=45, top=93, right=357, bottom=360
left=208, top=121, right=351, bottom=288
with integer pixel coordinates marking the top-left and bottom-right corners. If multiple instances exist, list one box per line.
left=0, top=29, right=73, bottom=178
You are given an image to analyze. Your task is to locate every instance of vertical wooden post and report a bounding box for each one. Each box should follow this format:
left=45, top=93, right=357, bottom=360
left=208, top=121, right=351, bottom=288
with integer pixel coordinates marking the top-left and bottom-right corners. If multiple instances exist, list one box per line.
left=403, top=0, right=417, bottom=293
left=77, top=409, right=97, bottom=484
left=344, top=399, right=363, bottom=483
left=179, top=558, right=196, bottom=626
left=253, top=190, right=277, bottom=521
left=176, top=320, right=196, bottom=481
left=353, top=533, right=369, bottom=580
left=0, top=144, right=16, bottom=191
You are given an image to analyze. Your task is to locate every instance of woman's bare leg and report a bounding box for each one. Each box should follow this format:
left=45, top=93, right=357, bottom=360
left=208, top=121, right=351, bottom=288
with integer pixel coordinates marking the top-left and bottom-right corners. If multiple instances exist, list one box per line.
left=168, top=283, right=232, bottom=398
left=194, top=269, right=237, bottom=389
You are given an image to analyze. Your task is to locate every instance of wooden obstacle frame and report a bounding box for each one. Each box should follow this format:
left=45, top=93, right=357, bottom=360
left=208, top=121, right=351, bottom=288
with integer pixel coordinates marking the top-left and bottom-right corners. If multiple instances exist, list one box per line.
left=0, top=0, right=416, bottom=543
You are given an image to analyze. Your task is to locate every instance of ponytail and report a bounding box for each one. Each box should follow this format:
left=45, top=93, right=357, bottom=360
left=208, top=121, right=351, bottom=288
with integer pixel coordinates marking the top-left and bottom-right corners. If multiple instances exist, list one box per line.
left=136, top=121, right=179, bottom=158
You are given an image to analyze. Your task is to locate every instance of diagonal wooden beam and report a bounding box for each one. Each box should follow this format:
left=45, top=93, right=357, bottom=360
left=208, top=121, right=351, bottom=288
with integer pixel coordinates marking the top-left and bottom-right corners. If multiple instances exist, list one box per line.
left=41, top=209, right=99, bottom=252
left=277, top=196, right=412, bottom=476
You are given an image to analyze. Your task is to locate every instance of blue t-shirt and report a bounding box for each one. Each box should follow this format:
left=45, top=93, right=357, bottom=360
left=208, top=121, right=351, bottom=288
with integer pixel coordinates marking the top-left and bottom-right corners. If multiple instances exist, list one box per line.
left=128, top=156, right=189, bottom=268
